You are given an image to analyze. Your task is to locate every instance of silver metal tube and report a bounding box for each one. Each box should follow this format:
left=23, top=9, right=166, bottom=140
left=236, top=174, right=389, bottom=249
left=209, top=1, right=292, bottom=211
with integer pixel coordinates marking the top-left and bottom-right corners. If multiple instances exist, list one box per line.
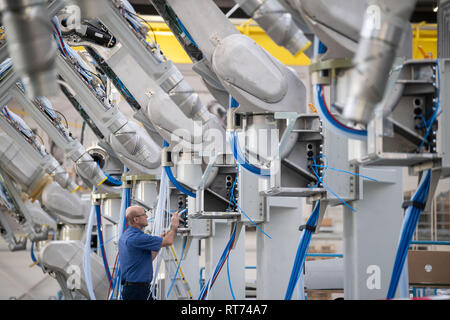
left=342, top=0, right=417, bottom=124
left=0, top=0, right=57, bottom=99
left=110, top=121, right=162, bottom=170
left=236, top=0, right=311, bottom=56
left=166, top=0, right=240, bottom=62
left=98, top=0, right=214, bottom=125
left=51, top=164, right=80, bottom=194
left=74, top=152, right=112, bottom=190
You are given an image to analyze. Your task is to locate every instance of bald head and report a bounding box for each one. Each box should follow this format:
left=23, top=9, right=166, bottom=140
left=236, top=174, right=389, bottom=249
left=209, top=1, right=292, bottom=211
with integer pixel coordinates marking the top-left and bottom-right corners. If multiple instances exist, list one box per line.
left=126, top=205, right=145, bottom=226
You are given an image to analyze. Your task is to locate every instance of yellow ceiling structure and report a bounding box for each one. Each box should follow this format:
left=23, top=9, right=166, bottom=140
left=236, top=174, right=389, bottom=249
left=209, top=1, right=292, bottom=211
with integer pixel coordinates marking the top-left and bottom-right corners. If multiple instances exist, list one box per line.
left=141, top=16, right=311, bottom=66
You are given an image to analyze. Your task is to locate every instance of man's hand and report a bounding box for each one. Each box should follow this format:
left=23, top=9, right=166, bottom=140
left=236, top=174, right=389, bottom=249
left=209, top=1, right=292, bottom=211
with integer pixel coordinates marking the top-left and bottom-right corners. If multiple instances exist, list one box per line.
left=170, top=210, right=181, bottom=230
left=161, top=211, right=182, bottom=248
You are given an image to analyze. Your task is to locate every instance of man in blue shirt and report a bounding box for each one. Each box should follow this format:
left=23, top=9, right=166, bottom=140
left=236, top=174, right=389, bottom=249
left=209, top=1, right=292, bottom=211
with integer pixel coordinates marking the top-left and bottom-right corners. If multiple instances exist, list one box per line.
left=118, top=205, right=180, bottom=300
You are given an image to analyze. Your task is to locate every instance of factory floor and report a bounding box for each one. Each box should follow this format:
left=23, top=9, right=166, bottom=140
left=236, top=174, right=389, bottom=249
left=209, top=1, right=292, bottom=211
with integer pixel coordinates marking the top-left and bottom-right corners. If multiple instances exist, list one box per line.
left=0, top=240, right=61, bottom=300
left=0, top=229, right=258, bottom=300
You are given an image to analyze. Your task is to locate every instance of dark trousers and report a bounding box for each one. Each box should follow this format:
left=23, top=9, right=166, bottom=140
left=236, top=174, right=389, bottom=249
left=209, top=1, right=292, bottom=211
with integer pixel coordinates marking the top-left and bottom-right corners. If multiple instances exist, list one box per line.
left=121, top=284, right=154, bottom=300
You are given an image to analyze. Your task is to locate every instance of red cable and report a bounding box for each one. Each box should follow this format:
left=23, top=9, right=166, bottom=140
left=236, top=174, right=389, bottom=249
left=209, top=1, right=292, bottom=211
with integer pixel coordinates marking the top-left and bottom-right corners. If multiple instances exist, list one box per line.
left=202, top=227, right=237, bottom=299
left=319, top=85, right=362, bottom=133
left=51, top=20, right=70, bottom=57
left=107, top=251, right=120, bottom=298
left=98, top=209, right=112, bottom=283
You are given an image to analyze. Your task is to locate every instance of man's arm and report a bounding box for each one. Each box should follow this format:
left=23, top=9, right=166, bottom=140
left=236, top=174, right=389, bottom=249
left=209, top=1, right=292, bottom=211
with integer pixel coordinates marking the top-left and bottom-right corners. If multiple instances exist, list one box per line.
left=160, top=226, right=177, bottom=247
left=161, top=211, right=180, bottom=247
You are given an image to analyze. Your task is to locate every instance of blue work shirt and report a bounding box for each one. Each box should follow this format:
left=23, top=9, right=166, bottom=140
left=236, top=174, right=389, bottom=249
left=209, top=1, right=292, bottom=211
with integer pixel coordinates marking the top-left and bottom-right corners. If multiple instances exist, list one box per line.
left=118, top=226, right=163, bottom=283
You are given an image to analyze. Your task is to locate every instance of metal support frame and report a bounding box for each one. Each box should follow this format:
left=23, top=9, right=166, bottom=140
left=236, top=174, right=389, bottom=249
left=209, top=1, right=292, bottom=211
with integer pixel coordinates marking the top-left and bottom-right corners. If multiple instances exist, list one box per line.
left=204, top=220, right=246, bottom=299
left=256, top=196, right=303, bottom=299
left=343, top=166, right=404, bottom=300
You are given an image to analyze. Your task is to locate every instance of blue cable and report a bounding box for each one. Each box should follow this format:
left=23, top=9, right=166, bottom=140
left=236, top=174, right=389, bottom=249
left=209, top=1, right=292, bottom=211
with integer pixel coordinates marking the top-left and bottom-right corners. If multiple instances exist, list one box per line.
left=417, top=103, right=440, bottom=152
left=229, top=132, right=271, bottom=177
left=30, top=242, right=40, bottom=267
left=111, top=265, right=121, bottom=300
left=164, top=166, right=197, bottom=198
left=103, top=171, right=123, bottom=186
left=314, top=40, right=367, bottom=140
left=225, top=173, right=240, bottom=299
left=230, top=165, right=272, bottom=239
left=116, top=266, right=122, bottom=300
left=315, top=85, right=367, bottom=139
left=95, top=205, right=111, bottom=283
left=228, top=96, right=270, bottom=177
left=226, top=255, right=236, bottom=300
left=162, top=140, right=196, bottom=198
left=308, top=156, right=356, bottom=213
left=387, top=169, right=431, bottom=299
left=318, top=41, right=327, bottom=54
left=417, top=60, right=440, bottom=152
left=229, top=95, right=239, bottom=109
left=285, top=201, right=321, bottom=300
left=116, top=78, right=137, bottom=102
left=198, top=224, right=237, bottom=300
left=109, top=269, right=118, bottom=300
left=310, top=164, right=378, bottom=182
left=112, top=168, right=130, bottom=300
left=226, top=164, right=239, bottom=212
left=166, top=236, right=188, bottom=299
left=176, top=17, right=199, bottom=48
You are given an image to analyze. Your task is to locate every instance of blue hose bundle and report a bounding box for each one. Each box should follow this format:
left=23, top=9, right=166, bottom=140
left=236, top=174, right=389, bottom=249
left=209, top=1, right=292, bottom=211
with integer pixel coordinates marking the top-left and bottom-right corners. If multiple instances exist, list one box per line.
left=95, top=204, right=111, bottom=283
left=198, top=223, right=238, bottom=300
left=228, top=96, right=271, bottom=177
left=163, top=166, right=196, bottom=198
left=162, top=140, right=196, bottom=198
left=103, top=172, right=123, bottom=186
left=314, top=84, right=367, bottom=141
left=229, top=131, right=271, bottom=177
left=387, top=169, right=432, bottom=299
left=226, top=253, right=236, bottom=300
left=313, top=40, right=367, bottom=141
left=417, top=59, right=440, bottom=152
left=118, top=167, right=130, bottom=237
left=285, top=201, right=321, bottom=300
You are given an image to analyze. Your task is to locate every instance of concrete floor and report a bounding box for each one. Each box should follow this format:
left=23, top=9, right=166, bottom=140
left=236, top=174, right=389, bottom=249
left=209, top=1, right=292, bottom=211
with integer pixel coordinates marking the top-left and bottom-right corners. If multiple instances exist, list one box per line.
left=0, top=229, right=257, bottom=300
left=0, top=240, right=61, bottom=300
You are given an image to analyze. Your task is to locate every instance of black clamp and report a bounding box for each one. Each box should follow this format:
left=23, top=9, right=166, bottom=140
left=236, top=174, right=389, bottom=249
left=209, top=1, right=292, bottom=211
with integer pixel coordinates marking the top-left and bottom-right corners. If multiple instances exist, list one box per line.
left=299, top=224, right=316, bottom=233
left=402, top=200, right=426, bottom=211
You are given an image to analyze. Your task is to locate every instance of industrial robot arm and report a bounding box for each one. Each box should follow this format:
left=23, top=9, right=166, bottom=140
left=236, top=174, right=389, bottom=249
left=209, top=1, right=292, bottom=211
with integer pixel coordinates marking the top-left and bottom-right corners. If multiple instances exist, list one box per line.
left=0, top=182, right=27, bottom=251
left=52, top=18, right=162, bottom=173
left=0, top=165, right=53, bottom=243
left=0, top=103, right=79, bottom=193
left=342, top=0, right=417, bottom=124
left=62, top=0, right=225, bottom=153
left=233, top=0, right=311, bottom=56
left=0, top=61, right=116, bottom=192
left=165, top=0, right=307, bottom=114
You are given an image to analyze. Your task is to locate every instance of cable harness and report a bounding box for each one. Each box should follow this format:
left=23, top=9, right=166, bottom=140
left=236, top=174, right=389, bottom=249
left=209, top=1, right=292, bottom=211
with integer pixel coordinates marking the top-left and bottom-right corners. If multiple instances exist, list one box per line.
left=387, top=169, right=432, bottom=299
